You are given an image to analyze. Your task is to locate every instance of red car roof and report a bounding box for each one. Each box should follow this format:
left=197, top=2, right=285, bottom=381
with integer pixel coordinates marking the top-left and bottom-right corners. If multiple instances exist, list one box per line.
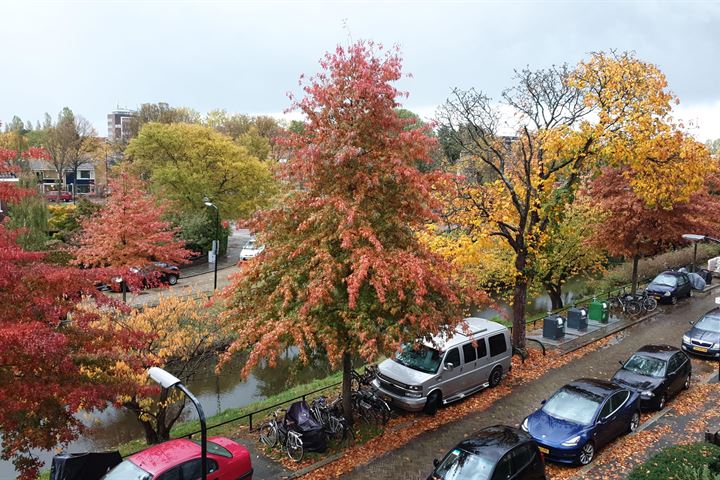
left=129, top=438, right=201, bottom=476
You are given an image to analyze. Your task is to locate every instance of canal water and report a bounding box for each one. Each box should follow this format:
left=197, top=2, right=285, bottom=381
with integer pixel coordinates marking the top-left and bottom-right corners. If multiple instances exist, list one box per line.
left=2, top=280, right=589, bottom=478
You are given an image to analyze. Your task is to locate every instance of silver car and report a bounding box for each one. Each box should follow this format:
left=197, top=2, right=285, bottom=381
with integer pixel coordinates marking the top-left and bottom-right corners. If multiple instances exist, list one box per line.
left=373, top=317, right=512, bottom=414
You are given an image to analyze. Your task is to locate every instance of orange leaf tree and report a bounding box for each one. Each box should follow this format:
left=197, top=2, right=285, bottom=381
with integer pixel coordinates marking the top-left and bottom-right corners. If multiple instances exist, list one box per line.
left=586, top=166, right=720, bottom=291
left=75, top=171, right=191, bottom=289
left=0, top=152, right=146, bottom=479
left=221, top=42, right=480, bottom=421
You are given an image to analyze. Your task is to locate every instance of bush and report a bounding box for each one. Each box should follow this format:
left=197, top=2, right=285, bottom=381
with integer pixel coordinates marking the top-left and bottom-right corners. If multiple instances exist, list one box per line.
left=628, top=443, right=720, bottom=480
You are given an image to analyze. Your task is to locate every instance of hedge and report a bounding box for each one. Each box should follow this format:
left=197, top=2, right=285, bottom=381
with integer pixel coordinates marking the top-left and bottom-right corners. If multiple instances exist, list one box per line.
left=628, top=442, right=720, bottom=480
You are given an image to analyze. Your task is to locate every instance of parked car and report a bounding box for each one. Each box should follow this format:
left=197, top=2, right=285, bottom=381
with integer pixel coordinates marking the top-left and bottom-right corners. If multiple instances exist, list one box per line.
left=373, top=317, right=512, bottom=414
left=101, top=436, right=253, bottom=480
left=682, top=308, right=720, bottom=359
left=239, top=238, right=264, bottom=261
left=428, top=425, right=546, bottom=480
left=611, top=345, right=691, bottom=410
left=646, top=271, right=692, bottom=304
left=46, top=190, right=72, bottom=202
left=522, top=378, right=640, bottom=465
left=131, top=262, right=181, bottom=286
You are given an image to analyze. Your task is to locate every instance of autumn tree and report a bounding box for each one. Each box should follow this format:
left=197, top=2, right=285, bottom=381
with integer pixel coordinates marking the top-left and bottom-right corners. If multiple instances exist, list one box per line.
left=0, top=152, right=145, bottom=479
left=221, top=42, right=478, bottom=421
left=128, top=102, right=201, bottom=138
left=125, top=122, right=277, bottom=220
left=435, top=51, right=708, bottom=348
left=586, top=166, right=720, bottom=293
left=74, top=171, right=191, bottom=287
left=43, top=108, right=98, bottom=200
left=103, top=295, right=229, bottom=444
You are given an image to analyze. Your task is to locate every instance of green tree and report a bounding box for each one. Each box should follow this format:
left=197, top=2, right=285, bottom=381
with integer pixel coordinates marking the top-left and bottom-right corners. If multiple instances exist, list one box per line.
left=129, top=102, right=201, bottom=138
left=126, top=123, right=277, bottom=220
left=5, top=193, right=48, bottom=251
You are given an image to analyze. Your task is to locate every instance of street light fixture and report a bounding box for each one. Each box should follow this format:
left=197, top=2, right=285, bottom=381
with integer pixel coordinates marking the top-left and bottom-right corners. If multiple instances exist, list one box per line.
left=148, top=367, right=208, bottom=480
left=114, top=276, right=126, bottom=303
left=203, top=197, right=220, bottom=291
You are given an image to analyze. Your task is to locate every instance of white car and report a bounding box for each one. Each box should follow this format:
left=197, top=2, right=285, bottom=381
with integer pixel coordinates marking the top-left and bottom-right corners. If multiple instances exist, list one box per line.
left=240, top=239, right=265, bottom=260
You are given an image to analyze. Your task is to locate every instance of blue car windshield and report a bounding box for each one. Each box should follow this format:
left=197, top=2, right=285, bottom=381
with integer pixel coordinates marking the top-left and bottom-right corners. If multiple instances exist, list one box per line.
left=651, top=274, right=678, bottom=287
left=394, top=343, right=442, bottom=374
left=542, top=386, right=603, bottom=426
left=624, top=354, right=666, bottom=378
left=433, top=448, right=495, bottom=480
left=696, top=315, right=720, bottom=333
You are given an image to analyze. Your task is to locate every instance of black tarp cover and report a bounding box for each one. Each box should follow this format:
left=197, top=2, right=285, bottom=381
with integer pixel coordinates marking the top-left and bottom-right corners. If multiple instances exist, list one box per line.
left=285, top=400, right=327, bottom=453
left=50, top=451, right=122, bottom=480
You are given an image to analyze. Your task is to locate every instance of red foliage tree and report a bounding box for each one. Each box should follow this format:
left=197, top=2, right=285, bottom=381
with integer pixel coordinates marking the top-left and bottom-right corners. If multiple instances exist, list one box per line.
left=221, top=42, right=482, bottom=420
left=0, top=153, right=147, bottom=479
left=74, top=171, right=191, bottom=288
left=586, top=167, right=720, bottom=290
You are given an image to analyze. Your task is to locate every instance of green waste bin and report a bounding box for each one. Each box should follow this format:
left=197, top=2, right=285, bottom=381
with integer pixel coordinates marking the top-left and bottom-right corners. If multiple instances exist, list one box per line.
left=588, top=299, right=609, bottom=323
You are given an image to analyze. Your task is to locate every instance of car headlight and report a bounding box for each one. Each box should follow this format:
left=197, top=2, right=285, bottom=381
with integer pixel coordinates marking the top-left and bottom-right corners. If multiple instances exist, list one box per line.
left=521, top=417, right=529, bottom=432
left=641, top=390, right=655, bottom=399
left=664, top=291, right=671, bottom=297
left=409, top=385, right=422, bottom=391
left=561, top=435, right=581, bottom=447
left=683, top=335, right=691, bottom=343
left=713, top=343, right=720, bottom=349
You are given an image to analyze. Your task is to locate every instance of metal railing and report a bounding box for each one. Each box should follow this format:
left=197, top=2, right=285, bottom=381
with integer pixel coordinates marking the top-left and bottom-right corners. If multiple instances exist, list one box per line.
left=512, top=276, right=655, bottom=336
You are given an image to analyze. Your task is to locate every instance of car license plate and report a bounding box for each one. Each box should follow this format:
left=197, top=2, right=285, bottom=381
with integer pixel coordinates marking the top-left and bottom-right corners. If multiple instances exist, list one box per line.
left=694, top=346, right=709, bottom=353
left=653, top=295, right=662, bottom=299
left=538, top=447, right=549, bottom=454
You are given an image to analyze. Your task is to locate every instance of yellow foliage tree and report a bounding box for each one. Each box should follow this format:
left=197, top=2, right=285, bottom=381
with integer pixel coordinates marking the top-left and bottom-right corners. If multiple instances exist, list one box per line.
left=435, top=51, right=713, bottom=348
left=103, top=294, right=229, bottom=444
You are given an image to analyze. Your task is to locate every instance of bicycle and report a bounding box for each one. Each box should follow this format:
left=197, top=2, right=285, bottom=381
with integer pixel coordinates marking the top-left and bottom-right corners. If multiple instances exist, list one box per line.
left=607, top=288, right=642, bottom=316
left=633, top=289, right=658, bottom=313
left=351, top=364, right=379, bottom=392
left=310, top=396, right=354, bottom=446
left=258, top=408, right=304, bottom=462
left=352, top=388, right=391, bottom=426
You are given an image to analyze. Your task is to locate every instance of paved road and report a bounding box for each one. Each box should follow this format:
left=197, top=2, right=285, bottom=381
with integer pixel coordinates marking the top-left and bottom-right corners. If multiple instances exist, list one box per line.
left=344, top=292, right=719, bottom=480
left=106, top=228, right=251, bottom=307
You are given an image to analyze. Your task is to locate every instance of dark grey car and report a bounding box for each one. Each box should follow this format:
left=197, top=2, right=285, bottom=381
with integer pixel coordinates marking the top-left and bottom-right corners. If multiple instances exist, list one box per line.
left=682, top=309, right=720, bottom=359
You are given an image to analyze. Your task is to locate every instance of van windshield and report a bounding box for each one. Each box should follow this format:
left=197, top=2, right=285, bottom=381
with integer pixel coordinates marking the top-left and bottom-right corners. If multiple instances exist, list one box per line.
left=394, top=343, right=442, bottom=374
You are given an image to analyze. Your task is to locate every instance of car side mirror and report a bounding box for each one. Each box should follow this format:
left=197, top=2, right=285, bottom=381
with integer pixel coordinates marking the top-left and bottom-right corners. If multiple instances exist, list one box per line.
left=433, top=458, right=439, bottom=468
left=444, top=362, right=454, bottom=371
left=688, top=320, right=695, bottom=326
left=540, top=399, right=546, bottom=405
left=618, top=360, right=624, bottom=367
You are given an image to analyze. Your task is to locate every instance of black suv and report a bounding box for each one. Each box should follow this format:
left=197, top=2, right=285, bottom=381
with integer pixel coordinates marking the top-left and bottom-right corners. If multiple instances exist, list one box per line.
left=429, top=425, right=546, bottom=480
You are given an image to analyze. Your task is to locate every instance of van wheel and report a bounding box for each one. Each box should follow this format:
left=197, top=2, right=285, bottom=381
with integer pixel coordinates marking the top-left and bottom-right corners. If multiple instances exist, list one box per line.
left=424, top=391, right=441, bottom=415
left=489, top=366, right=503, bottom=388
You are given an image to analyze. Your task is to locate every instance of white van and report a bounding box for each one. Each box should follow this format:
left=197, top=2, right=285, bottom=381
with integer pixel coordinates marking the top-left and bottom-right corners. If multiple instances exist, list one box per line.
left=373, top=317, right=512, bottom=414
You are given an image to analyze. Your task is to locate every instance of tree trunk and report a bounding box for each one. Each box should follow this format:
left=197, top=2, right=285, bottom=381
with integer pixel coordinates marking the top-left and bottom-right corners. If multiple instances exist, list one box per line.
left=124, top=399, right=161, bottom=444
left=342, top=351, right=353, bottom=426
left=546, top=283, right=564, bottom=310
left=512, top=250, right=529, bottom=349
left=631, top=254, right=640, bottom=294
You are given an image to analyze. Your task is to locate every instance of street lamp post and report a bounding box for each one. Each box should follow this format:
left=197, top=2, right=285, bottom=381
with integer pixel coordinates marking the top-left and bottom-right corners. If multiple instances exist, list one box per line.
left=148, top=367, right=207, bottom=480
left=203, top=198, right=220, bottom=291
left=114, top=276, right=126, bottom=303
left=682, top=234, right=720, bottom=383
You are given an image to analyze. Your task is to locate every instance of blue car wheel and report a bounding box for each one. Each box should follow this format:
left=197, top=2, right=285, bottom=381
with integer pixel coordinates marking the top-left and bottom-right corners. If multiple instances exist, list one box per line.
left=579, top=442, right=595, bottom=465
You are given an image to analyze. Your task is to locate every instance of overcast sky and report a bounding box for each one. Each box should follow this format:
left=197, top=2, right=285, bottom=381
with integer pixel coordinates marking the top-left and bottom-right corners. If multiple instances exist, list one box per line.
left=1, top=0, right=719, bottom=141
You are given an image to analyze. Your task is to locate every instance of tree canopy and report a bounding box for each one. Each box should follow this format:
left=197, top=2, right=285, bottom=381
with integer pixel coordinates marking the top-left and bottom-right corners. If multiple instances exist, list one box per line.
left=125, top=122, right=278, bottom=220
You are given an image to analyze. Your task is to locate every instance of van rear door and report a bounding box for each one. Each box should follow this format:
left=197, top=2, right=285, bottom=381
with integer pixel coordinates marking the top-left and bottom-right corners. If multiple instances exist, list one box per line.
left=462, top=337, right=490, bottom=391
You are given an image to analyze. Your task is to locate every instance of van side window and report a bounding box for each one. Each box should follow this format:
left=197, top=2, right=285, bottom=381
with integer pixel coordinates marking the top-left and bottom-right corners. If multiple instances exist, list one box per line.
left=444, top=348, right=460, bottom=368
left=489, top=334, right=507, bottom=357
left=476, top=338, right=487, bottom=359
left=462, top=343, right=477, bottom=363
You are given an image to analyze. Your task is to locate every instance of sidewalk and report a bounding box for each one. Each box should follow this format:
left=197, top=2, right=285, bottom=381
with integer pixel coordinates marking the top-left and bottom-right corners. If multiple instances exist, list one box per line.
left=338, top=293, right=720, bottom=480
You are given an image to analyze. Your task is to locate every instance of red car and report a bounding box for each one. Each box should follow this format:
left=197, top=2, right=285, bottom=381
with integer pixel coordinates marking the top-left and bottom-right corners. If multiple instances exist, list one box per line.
left=46, top=190, right=73, bottom=202
left=101, top=437, right=253, bottom=480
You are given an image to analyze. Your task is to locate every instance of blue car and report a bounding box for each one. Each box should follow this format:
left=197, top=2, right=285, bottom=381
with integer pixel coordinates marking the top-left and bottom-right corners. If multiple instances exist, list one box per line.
left=521, top=379, right=641, bottom=465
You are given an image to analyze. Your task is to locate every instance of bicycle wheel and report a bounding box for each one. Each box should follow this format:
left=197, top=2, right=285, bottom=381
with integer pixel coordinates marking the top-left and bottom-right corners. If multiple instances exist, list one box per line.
left=607, top=297, right=621, bottom=311
left=372, top=397, right=391, bottom=425
left=643, top=296, right=658, bottom=312
left=259, top=422, right=278, bottom=448
left=286, top=432, right=304, bottom=462
left=625, top=301, right=641, bottom=316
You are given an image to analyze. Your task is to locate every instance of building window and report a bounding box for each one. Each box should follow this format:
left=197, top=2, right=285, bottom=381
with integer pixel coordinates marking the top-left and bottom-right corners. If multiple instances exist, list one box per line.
left=79, top=170, right=91, bottom=179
